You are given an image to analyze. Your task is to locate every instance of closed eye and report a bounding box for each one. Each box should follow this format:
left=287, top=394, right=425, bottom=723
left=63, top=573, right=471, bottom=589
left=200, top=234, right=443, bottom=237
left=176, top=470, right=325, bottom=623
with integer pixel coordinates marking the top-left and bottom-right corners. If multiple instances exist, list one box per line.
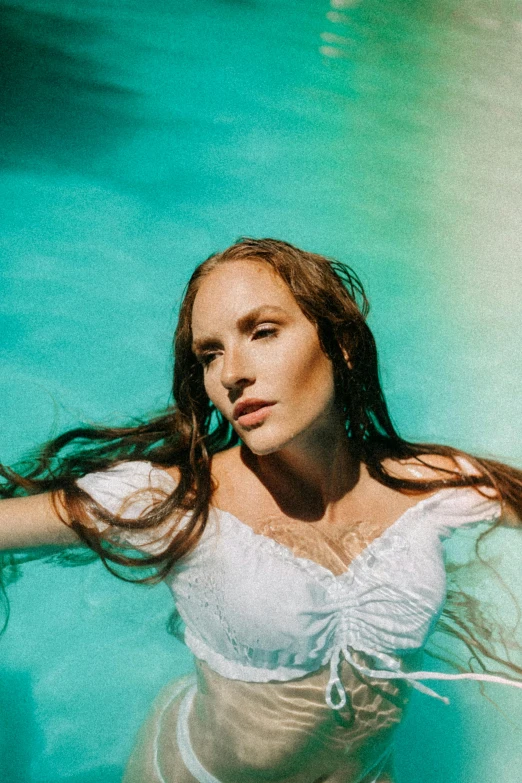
left=252, top=325, right=278, bottom=340
left=196, top=324, right=278, bottom=366
left=197, top=351, right=219, bottom=367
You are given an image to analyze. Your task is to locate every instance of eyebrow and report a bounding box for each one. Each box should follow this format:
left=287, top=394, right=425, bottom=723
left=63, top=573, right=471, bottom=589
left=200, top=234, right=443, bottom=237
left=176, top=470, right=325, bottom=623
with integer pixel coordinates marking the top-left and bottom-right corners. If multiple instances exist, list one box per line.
left=192, top=305, right=287, bottom=352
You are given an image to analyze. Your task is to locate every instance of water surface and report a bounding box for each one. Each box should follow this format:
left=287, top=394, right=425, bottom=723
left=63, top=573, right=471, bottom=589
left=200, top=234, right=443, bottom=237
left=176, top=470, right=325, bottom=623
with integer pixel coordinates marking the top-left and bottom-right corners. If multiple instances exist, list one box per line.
left=1, top=1, right=521, bottom=780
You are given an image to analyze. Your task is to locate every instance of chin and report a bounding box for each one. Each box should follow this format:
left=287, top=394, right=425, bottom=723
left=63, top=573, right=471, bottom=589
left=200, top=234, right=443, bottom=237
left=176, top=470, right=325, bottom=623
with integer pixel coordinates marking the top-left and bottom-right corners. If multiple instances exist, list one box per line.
left=246, top=443, right=282, bottom=457
left=239, top=426, right=300, bottom=457
left=240, top=436, right=281, bottom=456
left=234, top=427, right=278, bottom=455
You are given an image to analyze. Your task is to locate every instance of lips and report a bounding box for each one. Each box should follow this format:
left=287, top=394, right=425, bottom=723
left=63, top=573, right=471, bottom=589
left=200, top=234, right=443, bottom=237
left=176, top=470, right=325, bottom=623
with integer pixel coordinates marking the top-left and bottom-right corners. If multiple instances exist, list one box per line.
left=233, top=399, right=275, bottom=424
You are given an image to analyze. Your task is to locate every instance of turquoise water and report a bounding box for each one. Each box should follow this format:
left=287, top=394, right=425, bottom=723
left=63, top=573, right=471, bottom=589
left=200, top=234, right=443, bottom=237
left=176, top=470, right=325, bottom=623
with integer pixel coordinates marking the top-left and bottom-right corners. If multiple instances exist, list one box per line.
left=1, top=0, right=521, bottom=780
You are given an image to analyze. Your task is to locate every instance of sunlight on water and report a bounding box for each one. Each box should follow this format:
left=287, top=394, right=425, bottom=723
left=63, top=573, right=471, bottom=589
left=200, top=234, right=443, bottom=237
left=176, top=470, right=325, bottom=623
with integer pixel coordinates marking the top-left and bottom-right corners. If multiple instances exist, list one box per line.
left=0, top=0, right=521, bottom=780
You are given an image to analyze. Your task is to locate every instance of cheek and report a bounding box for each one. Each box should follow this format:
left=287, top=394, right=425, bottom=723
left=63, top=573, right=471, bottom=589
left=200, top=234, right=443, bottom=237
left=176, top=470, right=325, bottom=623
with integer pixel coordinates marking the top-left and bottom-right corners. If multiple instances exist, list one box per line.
left=289, top=346, right=336, bottom=404
left=305, top=345, right=334, bottom=386
left=203, top=372, right=221, bottom=409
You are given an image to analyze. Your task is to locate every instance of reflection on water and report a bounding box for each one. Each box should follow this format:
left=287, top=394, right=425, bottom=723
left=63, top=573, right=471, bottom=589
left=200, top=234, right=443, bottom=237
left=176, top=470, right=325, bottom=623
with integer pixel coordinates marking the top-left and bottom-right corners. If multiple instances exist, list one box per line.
left=0, top=1, right=521, bottom=781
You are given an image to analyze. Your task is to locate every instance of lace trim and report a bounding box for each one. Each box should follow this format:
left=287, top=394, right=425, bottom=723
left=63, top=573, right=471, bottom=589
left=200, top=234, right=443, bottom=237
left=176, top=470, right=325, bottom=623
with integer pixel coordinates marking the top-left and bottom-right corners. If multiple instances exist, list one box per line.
left=184, top=629, right=327, bottom=682
left=216, top=497, right=441, bottom=589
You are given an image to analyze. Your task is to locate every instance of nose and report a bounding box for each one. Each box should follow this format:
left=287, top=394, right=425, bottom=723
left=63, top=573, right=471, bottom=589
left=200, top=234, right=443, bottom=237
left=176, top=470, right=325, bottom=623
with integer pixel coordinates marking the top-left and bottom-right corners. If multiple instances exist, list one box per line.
left=220, top=344, right=254, bottom=393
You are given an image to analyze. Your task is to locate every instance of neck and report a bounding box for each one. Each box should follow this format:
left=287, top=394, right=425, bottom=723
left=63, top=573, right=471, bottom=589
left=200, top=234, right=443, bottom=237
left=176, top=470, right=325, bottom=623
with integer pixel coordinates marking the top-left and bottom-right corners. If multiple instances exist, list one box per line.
left=242, top=418, right=361, bottom=522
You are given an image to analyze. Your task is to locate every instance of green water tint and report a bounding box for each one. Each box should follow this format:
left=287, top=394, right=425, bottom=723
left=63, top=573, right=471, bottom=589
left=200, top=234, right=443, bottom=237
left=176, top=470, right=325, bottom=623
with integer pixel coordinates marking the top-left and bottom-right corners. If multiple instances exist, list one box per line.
left=1, top=0, right=521, bottom=780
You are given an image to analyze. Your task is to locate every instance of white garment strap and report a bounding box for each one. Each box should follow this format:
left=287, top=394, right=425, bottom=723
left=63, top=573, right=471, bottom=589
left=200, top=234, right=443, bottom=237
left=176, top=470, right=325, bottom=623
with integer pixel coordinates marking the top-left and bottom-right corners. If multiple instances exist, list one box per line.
left=176, top=683, right=223, bottom=783
left=153, top=674, right=198, bottom=783
left=326, top=645, right=522, bottom=710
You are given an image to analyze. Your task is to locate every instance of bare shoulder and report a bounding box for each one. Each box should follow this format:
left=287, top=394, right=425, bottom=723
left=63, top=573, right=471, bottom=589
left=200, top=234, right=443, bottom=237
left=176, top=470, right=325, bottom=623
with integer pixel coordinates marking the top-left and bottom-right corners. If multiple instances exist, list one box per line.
left=209, top=446, right=253, bottom=509
left=156, top=463, right=181, bottom=486
left=381, top=452, right=464, bottom=481
left=211, top=446, right=242, bottom=469
left=382, top=451, right=501, bottom=499
left=157, top=448, right=243, bottom=488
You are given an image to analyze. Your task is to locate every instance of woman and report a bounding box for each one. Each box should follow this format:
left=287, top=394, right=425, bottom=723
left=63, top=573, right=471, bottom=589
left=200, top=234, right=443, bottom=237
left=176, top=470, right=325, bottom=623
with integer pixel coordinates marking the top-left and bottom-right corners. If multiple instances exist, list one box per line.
left=1, top=238, right=522, bottom=783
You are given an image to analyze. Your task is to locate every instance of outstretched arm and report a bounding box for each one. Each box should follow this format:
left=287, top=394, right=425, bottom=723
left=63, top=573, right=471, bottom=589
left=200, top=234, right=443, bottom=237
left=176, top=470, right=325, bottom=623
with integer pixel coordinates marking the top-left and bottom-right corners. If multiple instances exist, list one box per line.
left=0, top=493, right=81, bottom=550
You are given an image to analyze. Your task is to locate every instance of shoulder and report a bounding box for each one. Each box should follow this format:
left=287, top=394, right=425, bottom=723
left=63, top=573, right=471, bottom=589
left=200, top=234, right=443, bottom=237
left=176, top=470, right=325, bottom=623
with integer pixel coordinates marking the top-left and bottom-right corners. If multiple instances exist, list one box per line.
left=382, top=453, right=463, bottom=481
left=211, top=446, right=242, bottom=468
left=209, top=446, right=244, bottom=485
left=77, top=459, right=177, bottom=487
left=75, top=461, right=184, bottom=552
left=77, top=460, right=179, bottom=515
left=152, top=463, right=181, bottom=487
left=382, top=452, right=499, bottom=499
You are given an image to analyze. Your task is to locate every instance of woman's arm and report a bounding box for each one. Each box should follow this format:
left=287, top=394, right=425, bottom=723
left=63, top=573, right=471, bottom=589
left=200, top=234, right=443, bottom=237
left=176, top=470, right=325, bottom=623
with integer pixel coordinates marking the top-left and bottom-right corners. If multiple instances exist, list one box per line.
left=0, top=493, right=81, bottom=550
left=0, top=461, right=180, bottom=553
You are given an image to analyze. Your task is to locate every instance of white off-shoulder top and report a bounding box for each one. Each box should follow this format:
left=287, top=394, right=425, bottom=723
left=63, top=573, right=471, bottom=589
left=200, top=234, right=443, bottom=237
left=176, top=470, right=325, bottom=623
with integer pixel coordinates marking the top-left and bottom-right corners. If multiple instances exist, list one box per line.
left=76, top=460, right=522, bottom=712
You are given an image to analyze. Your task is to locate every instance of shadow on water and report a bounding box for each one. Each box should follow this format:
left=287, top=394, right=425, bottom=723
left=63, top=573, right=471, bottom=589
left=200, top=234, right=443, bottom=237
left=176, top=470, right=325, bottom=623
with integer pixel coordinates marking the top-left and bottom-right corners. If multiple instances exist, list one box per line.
left=0, top=672, right=44, bottom=782
left=0, top=3, right=138, bottom=173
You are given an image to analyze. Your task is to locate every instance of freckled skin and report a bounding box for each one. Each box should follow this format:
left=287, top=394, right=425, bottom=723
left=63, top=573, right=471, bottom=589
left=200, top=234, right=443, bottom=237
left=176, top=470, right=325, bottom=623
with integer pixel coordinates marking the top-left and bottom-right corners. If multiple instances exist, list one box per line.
left=183, top=260, right=437, bottom=783
left=123, top=261, right=464, bottom=783
left=191, top=260, right=343, bottom=458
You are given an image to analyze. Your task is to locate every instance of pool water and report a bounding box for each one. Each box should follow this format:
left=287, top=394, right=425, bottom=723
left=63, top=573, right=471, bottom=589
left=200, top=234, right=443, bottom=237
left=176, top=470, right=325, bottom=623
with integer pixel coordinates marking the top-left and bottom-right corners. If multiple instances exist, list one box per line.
left=1, top=0, right=521, bottom=780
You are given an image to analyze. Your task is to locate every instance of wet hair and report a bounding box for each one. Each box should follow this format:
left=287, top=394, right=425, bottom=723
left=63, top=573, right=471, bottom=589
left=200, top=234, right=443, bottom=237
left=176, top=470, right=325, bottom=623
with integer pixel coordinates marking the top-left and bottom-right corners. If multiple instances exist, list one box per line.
left=1, top=237, right=522, bottom=684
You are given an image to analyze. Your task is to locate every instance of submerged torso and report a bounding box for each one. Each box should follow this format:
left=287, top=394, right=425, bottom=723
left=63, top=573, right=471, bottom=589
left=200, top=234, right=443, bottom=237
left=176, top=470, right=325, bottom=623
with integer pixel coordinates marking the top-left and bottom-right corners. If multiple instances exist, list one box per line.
left=156, top=454, right=433, bottom=781
left=77, top=453, right=502, bottom=783
left=186, top=655, right=414, bottom=783
left=186, top=457, right=421, bottom=780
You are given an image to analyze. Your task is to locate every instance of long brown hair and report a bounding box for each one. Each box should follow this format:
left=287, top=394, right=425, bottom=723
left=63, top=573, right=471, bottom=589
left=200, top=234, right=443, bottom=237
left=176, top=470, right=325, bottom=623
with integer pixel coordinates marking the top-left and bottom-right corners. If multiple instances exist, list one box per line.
left=2, top=237, right=522, bottom=680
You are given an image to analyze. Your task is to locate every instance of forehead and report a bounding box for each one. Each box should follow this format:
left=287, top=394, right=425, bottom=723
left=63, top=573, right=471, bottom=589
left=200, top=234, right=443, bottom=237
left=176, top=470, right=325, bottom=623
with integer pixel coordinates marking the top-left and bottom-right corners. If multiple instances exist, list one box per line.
left=191, top=260, right=301, bottom=333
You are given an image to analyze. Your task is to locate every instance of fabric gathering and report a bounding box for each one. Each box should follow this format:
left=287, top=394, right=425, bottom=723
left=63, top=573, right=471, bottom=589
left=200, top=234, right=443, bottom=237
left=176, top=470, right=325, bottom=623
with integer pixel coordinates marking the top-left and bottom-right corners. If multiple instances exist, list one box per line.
left=73, top=461, right=522, bottom=783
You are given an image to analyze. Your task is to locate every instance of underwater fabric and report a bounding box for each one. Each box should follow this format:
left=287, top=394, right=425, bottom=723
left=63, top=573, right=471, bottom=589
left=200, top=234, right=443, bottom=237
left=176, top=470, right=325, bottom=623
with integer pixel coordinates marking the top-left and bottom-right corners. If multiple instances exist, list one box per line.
left=76, top=461, right=522, bottom=782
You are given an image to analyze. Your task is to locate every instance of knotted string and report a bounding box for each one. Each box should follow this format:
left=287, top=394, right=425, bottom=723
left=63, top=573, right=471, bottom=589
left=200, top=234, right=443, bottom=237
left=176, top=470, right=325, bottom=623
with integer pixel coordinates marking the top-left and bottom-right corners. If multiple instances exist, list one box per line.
left=325, top=644, right=522, bottom=711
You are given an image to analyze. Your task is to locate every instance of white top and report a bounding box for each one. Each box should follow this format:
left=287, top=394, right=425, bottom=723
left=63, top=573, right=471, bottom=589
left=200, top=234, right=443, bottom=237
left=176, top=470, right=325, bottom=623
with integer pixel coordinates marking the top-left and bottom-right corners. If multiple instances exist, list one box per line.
left=77, top=460, right=522, bottom=710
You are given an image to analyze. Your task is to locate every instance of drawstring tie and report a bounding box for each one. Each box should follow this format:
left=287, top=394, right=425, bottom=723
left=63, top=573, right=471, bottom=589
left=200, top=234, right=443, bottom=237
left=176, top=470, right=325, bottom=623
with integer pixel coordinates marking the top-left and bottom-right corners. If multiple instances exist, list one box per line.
left=325, top=644, right=522, bottom=710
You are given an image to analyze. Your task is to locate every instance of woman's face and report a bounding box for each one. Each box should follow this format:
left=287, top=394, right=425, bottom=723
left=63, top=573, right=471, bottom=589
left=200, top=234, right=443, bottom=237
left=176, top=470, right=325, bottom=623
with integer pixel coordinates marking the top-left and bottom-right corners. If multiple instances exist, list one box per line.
left=191, top=260, right=342, bottom=456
